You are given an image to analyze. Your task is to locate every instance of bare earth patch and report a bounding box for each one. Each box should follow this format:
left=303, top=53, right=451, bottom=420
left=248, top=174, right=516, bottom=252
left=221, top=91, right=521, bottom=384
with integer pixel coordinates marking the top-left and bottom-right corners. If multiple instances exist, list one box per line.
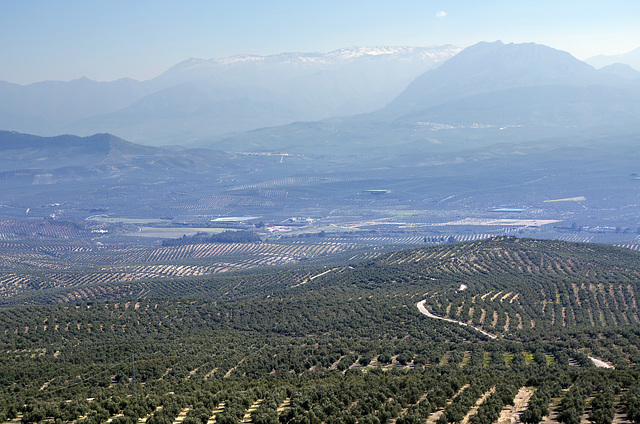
left=207, top=402, right=225, bottom=424
left=462, top=387, right=496, bottom=424
left=589, top=356, right=614, bottom=369
left=498, top=387, right=534, bottom=424
left=224, top=358, right=245, bottom=378
left=427, top=385, right=470, bottom=424
left=173, top=407, right=192, bottom=424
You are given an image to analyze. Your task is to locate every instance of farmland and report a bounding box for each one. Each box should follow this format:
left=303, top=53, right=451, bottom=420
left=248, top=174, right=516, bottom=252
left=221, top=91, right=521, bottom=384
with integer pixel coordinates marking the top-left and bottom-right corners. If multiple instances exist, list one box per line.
left=0, top=237, right=377, bottom=304
left=3, top=238, right=640, bottom=424
left=2, top=131, right=640, bottom=424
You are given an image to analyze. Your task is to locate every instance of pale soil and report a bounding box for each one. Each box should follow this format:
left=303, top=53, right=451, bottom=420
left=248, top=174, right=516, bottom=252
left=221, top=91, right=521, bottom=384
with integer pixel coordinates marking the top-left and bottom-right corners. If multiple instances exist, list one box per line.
left=277, top=398, right=291, bottom=415
left=348, top=356, right=363, bottom=370
left=589, top=356, right=614, bottom=368
left=140, top=406, right=163, bottom=423
left=186, top=367, right=200, bottom=380
left=461, top=387, right=496, bottom=424
left=240, top=399, right=263, bottom=423
left=173, top=407, right=191, bottom=424
left=207, top=402, right=226, bottom=424
left=1, top=415, right=23, bottom=424
left=612, top=398, right=633, bottom=424
left=390, top=391, right=431, bottom=424
left=426, top=385, right=470, bottom=424
left=106, top=414, right=124, bottom=423
left=224, top=358, right=245, bottom=378
left=500, top=292, right=513, bottom=302
left=204, top=367, right=218, bottom=380
left=330, top=355, right=346, bottom=370
left=540, top=397, right=562, bottom=424
left=40, top=378, right=55, bottom=391
left=498, top=387, right=534, bottom=424
left=160, top=368, right=172, bottom=380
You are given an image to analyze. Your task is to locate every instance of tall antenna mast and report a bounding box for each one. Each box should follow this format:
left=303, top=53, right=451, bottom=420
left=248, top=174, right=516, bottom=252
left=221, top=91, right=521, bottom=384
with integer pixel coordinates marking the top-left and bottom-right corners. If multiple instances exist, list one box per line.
left=131, top=354, right=137, bottom=398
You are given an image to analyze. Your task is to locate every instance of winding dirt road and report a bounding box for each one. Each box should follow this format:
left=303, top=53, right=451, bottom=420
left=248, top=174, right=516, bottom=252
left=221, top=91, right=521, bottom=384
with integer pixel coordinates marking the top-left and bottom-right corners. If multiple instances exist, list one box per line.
left=416, top=300, right=498, bottom=339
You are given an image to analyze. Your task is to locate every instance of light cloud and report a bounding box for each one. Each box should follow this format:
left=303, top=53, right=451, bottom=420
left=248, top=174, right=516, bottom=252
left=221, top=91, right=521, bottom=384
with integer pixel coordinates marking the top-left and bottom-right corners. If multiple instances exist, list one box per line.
left=436, top=11, right=447, bottom=18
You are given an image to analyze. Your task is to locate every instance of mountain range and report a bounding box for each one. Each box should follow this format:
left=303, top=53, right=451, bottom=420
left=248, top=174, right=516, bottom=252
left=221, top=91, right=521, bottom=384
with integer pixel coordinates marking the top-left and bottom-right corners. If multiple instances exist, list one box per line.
left=3, top=38, right=640, bottom=236
left=586, top=46, right=640, bottom=71
left=0, top=130, right=228, bottom=172
left=2, top=41, right=640, bottom=159
left=0, top=46, right=459, bottom=146
left=199, top=41, right=640, bottom=155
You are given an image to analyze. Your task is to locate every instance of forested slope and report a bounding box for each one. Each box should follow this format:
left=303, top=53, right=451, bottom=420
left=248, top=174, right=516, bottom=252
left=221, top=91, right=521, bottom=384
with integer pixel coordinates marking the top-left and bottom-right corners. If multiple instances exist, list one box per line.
left=3, top=237, right=640, bottom=424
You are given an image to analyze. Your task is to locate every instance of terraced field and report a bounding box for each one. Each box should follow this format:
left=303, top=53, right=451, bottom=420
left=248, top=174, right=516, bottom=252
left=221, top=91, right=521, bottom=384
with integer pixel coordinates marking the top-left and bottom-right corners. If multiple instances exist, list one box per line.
left=369, top=237, right=640, bottom=337
left=2, top=237, right=640, bottom=424
left=0, top=240, right=369, bottom=303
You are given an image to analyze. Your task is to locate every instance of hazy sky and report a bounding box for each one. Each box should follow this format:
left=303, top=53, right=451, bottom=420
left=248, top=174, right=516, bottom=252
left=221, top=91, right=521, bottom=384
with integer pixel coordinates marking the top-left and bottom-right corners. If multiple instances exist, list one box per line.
left=2, top=0, right=640, bottom=84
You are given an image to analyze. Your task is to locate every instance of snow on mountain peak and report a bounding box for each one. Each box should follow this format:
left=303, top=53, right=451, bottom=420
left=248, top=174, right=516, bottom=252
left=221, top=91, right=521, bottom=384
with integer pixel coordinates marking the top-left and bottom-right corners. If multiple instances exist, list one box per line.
left=170, top=45, right=461, bottom=70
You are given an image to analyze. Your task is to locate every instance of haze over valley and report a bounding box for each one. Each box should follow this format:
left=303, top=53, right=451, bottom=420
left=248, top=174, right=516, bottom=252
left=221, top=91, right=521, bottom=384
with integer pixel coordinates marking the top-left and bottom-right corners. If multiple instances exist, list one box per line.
left=2, top=40, right=640, bottom=247
left=3, top=3, right=640, bottom=424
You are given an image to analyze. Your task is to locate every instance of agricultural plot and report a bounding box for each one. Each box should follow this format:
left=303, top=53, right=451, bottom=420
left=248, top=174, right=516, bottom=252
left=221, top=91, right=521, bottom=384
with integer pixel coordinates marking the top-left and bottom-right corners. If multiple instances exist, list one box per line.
left=0, top=240, right=365, bottom=304
left=175, top=195, right=275, bottom=213
left=229, top=175, right=374, bottom=192
left=0, top=220, right=95, bottom=240
left=400, top=240, right=640, bottom=341
left=617, top=244, right=640, bottom=252
left=554, top=234, right=594, bottom=243
left=3, top=238, right=640, bottom=424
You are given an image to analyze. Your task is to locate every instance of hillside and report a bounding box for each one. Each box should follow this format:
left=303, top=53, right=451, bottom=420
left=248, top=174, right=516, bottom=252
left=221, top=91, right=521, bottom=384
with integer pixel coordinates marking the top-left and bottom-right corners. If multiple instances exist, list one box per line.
left=367, top=237, right=640, bottom=336
left=387, top=41, right=604, bottom=111
left=4, top=237, right=640, bottom=340
left=2, top=237, right=640, bottom=424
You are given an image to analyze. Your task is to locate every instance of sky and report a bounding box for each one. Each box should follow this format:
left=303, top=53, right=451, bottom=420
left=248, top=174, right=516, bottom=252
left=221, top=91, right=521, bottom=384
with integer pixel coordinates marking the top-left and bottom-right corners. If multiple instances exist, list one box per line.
left=2, top=0, right=640, bottom=85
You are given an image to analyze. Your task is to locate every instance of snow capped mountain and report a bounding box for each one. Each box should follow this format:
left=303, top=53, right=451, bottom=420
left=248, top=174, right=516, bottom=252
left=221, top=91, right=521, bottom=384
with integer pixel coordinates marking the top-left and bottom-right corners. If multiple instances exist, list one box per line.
left=163, top=45, right=461, bottom=73
left=199, top=41, right=640, bottom=155
left=64, top=45, right=462, bottom=145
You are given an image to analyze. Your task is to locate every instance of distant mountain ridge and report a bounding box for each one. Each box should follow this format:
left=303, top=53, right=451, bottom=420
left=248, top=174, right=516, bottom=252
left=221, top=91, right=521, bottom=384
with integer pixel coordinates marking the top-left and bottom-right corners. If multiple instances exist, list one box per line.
left=586, top=47, right=640, bottom=71
left=199, top=41, right=640, bottom=155
left=0, top=77, right=150, bottom=134
left=0, top=46, right=460, bottom=146
left=4, top=41, right=639, bottom=154
left=597, top=63, right=640, bottom=79
left=171, top=46, right=457, bottom=66
left=0, top=130, right=227, bottom=172
left=388, top=41, right=619, bottom=111
left=386, top=41, right=640, bottom=128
